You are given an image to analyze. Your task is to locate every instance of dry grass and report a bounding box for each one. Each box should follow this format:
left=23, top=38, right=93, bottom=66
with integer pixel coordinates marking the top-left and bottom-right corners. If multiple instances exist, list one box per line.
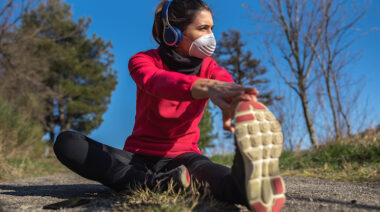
left=111, top=179, right=245, bottom=212
left=282, top=162, right=380, bottom=183
left=0, top=154, right=70, bottom=182
left=0, top=141, right=69, bottom=182
left=0, top=95, right=71, bottom=182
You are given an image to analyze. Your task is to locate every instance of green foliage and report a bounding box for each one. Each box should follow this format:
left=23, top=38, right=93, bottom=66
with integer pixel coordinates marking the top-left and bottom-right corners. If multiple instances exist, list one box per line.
left=0, top=0, right=118, bottom=181
left=209, top=154, right=234, bottom=167
left=210, top=135, right=380, bottom=183
left=1, top=154, right=69, bottom=182
left=280, top=137, right=380, bottom=170
left=0, top=93, right=68, bottom=181
left=20, top=0, right=118, bottom=138
left=198, top=102, right=216, bottom=152
left=0, top=96, right=43, bottom=153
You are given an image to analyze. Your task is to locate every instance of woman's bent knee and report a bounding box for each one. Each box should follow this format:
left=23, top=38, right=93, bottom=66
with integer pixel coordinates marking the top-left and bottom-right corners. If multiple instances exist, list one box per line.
left=53, top=131, right=80, bottom=156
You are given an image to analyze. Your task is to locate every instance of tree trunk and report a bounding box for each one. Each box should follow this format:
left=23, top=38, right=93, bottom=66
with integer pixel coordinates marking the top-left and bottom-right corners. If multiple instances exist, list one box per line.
left=49, top=130, right=55, bottom=144
left=299, top=85, right=319, bottom=148
left=45, top=128, right=55, bottom=158
left=58, top=102, right=66, bottom=132
left=58, top=98, right=72, bottom=132
left=332, top=74, right=352, bottom=137
left=324, top=74, right=341, bottom=141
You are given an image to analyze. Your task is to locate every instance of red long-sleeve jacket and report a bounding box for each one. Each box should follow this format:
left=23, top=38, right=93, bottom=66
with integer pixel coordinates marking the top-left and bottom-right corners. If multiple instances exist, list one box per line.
left=123, top=48, right=234, bottom=157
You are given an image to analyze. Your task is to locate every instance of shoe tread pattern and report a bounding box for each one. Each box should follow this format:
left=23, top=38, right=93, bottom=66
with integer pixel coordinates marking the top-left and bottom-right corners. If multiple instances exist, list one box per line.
left=234, top=101, right=286, bottom=212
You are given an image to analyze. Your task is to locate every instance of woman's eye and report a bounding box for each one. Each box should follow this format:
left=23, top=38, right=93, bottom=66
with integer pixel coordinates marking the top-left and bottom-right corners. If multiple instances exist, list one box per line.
left=198, top=26, right=208, bottom=30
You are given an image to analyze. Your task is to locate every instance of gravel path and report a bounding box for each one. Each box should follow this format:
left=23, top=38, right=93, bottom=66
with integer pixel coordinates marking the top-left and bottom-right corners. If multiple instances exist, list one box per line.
left=0, top=172, right=379, bottom=211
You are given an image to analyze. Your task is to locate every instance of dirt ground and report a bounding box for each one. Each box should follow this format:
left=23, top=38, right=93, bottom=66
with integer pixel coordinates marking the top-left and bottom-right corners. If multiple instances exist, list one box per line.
left=0, top=172, right=379, bottom=212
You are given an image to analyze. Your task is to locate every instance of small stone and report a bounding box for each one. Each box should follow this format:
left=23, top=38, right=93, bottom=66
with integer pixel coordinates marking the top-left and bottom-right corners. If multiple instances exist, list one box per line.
left=309, top=197, right=313, bottom=202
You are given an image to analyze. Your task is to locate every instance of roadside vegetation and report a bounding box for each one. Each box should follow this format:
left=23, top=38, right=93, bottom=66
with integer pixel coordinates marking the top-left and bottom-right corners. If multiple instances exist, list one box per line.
left=0, top=0, right=116, bottom=182
left=0, top=96, right=68, bottom=182
left=210, top=132, right=380, bottom=184
left=279, top=133, right=380, bottom=183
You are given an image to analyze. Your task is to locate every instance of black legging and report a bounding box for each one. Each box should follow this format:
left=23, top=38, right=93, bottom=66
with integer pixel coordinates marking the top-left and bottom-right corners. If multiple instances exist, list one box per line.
left=53, top=131, right=245, bottom=204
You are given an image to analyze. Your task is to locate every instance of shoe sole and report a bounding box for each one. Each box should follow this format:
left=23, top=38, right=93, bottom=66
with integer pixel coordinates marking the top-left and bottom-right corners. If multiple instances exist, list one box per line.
left=178, top=165, right=191, bottom=188
left=234, top=101, right=286, bottom=212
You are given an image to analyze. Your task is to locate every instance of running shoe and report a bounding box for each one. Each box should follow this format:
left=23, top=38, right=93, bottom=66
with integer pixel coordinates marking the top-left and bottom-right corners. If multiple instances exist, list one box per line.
left=231, top=100, right=286, bottom=212
left=151, top=164, right=191, bottom=190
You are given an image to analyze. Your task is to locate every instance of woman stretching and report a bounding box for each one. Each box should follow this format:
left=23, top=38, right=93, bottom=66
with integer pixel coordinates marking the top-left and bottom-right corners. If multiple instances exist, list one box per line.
left=53, top=0, right=286, bottom=211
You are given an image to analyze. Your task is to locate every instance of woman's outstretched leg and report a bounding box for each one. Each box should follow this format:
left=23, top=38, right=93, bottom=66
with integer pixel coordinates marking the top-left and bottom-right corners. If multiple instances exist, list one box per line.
left=53, top=131, right=150, bottom=191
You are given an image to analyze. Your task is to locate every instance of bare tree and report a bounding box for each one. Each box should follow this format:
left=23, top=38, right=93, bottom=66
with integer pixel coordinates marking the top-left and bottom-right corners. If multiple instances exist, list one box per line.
left=253, top=0, right=370, bottom=147
left=272, top=84, right=306, bottom=151
left=0, top=0, right=50, bottom=124
left=306, top=0, right=367, bottom=140
left=0, top=0, right=39, bottom=57
left=257, top=0, right=325, bottom=147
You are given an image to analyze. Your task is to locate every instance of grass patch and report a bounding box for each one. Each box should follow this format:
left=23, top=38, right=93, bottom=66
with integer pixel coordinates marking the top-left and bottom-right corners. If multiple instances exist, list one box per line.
left=0, top=139, right=69, bottom=182
left=280, top=135, right=380, bottom=183
left=210, top=135, right=380, bottom=183
left=0, top=94, right=69, bottom=182
left=0, top=154, right=69, bottom=182
left=209, top=154, right=234, bottom=167
left=0, top=96, right=43, bottom=154
left=112, top=179, right=242, bottom=211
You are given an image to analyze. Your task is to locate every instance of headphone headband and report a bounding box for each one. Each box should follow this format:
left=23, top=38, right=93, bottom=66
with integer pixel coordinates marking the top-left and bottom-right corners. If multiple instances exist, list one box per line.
left=162, top=0, right=171, bottom=19
left=162, top=0, right=182, bottom=46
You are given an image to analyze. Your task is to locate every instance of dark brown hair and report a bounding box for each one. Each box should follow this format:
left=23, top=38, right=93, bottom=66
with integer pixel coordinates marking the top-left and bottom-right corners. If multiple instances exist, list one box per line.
left=152, top=0, right=212, bottom=45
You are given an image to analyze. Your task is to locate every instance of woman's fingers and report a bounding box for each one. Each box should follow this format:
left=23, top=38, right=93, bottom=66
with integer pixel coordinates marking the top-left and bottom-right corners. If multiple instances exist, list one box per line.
left=244, top=87, right=259, bottom=95
left=213, top=89, right=258, bottom=112
left=222, top=110, right=235, bottom=133
left=212, top=97, right=231, bottom=110
left=207, top=80, right=260, bottom=133
left=224, top=124, right=235, bottom=133
left=231, top=95, right=243, bottom=107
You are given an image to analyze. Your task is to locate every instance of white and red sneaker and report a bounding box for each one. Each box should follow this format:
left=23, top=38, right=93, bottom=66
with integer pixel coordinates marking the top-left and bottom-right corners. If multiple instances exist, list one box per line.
left=177, top=165, right=191, bottom=188
left=232, top=100, right=286, bottom=212
left=151, top=164, right=191, bottom=190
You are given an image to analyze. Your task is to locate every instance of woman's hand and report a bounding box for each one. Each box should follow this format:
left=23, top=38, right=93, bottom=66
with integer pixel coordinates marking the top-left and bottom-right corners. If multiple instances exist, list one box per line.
left=191, top=79, right=258, bottom=132
left=221, top=94, right=258, bottom=133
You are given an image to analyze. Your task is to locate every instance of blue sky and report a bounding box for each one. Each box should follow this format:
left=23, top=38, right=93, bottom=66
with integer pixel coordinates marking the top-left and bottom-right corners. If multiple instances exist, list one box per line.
left=64, top=0, right=380, bottom=150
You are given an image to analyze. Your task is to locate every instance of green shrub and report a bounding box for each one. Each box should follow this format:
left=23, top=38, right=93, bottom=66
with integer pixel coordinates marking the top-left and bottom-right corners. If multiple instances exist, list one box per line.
left=210, top=154, right=234, bottom=167
left=0, top=97, right=44, bottom=156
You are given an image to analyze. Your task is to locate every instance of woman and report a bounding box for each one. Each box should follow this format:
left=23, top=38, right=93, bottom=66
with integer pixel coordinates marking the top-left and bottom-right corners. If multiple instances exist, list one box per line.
left=53, top=0, right=285, bottom=211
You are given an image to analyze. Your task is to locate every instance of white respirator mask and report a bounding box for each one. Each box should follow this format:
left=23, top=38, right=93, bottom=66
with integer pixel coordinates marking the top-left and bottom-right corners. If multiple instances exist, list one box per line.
left=188, top=33, right=216, bottom=59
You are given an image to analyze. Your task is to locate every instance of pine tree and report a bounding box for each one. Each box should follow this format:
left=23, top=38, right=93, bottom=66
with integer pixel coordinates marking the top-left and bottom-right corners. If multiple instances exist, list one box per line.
left=213, top=29, right=279, bottom=139
left=198, top=102, right=216, bottom=152
left=20, top=0, right=117, bottom=143
left=213, top=29, right=277, bottom=106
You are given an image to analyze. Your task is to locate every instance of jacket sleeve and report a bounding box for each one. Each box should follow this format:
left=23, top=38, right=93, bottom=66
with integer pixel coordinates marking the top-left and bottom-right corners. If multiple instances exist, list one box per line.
left=128, top=51, right=200, bottom=101
left=208, top=59, right=235, bottom=83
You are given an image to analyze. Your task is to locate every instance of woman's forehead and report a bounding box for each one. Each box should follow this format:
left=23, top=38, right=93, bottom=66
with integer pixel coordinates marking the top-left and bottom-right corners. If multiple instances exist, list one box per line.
left=191, top=10, right=213, bottom=26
